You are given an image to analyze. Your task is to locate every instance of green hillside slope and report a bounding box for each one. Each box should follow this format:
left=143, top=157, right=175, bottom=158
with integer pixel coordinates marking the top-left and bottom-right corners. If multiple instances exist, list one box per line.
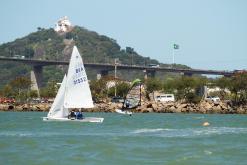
left=0, top=26, right=190, bottom=88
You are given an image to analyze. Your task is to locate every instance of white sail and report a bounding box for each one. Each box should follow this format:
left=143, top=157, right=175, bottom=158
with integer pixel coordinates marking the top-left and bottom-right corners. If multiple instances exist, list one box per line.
left=64, top=46, right=94, bottom=108
left=47, top=75, right=69, bottom=118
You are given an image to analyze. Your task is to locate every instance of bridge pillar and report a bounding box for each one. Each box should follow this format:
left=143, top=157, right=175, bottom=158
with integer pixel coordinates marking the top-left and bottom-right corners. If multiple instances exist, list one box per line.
left=31, top=65, right=43, bottom=97
left=143, top=70, right=147, bottom=80
left=149, top=70, right=156, bottom=78
left=144, top=70, right=156, bottom=79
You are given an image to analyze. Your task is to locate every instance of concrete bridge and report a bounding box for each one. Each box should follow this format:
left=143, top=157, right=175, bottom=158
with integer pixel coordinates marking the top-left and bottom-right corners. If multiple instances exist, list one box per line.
left=0, top=57, right=234, bottom=94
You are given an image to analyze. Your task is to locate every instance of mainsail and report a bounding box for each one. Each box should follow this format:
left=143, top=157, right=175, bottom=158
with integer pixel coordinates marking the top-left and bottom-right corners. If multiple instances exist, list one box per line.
left=123, top=79, right=142, bottom=109
left=64, top=46, right=94, bottom=108
left=48, top=75, right=69, bottom=118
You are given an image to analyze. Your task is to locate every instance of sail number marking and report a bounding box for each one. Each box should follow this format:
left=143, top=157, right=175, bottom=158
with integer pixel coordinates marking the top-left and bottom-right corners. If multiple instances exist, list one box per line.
left=73, top=66, right=87, bottom=85
left=74, top=77, right=87, bottom=85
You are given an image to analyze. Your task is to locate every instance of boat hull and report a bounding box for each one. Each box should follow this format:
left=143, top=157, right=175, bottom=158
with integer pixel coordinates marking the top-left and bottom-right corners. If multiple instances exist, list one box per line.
left=115, top=109, right=133, bottom=115
left=42, top=117, right=104, bottom=123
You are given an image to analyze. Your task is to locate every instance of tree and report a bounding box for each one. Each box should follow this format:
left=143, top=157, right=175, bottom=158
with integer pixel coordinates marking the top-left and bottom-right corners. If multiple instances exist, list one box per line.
left=90, top=79, right=107, bottom=102
left=229, top=73, right=247, bottom=104
left=40, top=80, right=57, bottom=98
left=108, top=81, right=130, bottom=97
left=126, top=47, right=134, bottom=54
left=165, top=76, right=207, bottom=103
left=214, top=76, right=231, bottom=100
left=9, top=76, right=32, bottom=102
left=163, top=78, right=177, bottom=93
left=145, top=78, right=162, bottom=100
left=1, top=84, right=13, bottom=98
left=29, top=90, right=39, bottom=98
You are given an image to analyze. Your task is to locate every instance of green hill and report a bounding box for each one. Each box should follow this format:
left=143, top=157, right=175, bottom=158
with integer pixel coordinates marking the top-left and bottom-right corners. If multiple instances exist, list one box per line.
left=0, top=26, right=190, bottom=88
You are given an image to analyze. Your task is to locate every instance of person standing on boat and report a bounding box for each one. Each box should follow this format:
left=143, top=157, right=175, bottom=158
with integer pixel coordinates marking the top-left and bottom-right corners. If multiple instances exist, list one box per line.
left=126, top=100, right=130, bottom=108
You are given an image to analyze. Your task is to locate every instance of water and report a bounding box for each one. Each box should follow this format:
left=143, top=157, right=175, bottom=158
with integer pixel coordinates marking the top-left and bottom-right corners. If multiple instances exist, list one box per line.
left=0, top=112, right=247, bottom=165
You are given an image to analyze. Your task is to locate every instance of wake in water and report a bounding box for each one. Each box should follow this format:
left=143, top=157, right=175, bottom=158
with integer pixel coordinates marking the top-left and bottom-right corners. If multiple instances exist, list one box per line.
left=0, top=131, right=120, bottom=138
left=132, top=127, right=247, bottom=138
left=1, top=127, right=247, bottom=138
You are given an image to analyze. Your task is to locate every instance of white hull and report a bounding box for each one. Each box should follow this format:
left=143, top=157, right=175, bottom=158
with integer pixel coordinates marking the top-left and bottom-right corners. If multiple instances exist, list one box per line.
left=115, top=109, right=133, bottom=115
left=43, top=117, right=104, bottom=123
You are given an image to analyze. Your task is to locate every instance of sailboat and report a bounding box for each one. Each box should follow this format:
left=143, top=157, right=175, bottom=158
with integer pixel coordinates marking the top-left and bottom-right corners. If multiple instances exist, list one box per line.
left=43, top=46, right=104, bottom=123
left=115, top=79, right=142, bottom=115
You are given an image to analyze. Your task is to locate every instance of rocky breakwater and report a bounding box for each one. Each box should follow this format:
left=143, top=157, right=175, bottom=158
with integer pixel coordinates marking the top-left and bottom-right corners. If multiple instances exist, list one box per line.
left=1, top=101, right=247, bottom=114
left=91, top=100, right=247, bottom=114
left=141, top=100, right=247, bottom=114
left=0, top=103, right=51, bottom=112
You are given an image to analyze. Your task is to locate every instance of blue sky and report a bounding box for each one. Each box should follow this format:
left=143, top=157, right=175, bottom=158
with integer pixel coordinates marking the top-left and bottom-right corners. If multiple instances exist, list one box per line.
left=0, top=0, right=246, bottom=71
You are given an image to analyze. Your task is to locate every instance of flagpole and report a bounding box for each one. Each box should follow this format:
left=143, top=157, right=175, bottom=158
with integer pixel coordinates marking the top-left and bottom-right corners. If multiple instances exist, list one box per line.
left=172, top=46, right=175, bottom=65
left=172, top=43, right=179, bottom=68
left=114, top=58, right=117, bottom=97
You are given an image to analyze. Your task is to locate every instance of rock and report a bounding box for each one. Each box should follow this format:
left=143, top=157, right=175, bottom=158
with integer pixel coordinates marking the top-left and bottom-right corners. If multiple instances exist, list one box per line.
left=177, top=103, right=187, bottom=109
left=152, top=103, right=158, bottom=111
left=204, top=102, right=213, bottom=110
left=199, top=107, right=207, bottom=114
left=156, top=107, right=164, bottom=113
left=15, top=105, right=23, bottom=111
left=142, top=108, right=153, bottom=113
left=176, top=104, right=187, bottom=113
left=175, top=108, right=182, bottom=113
left=212, top=105, right=222, bottom=113
left=169, top=106, right=176, bottom=112
left=0, top=104, right=9, bottom=111
left=22, top=104, right=30, bottom=111
left=236, top=106, right=245, bottom=114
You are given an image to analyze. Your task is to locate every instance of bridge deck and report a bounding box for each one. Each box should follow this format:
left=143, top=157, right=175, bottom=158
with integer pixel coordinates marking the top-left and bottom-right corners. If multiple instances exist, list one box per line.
left=0, top=56, right=234, bottom=76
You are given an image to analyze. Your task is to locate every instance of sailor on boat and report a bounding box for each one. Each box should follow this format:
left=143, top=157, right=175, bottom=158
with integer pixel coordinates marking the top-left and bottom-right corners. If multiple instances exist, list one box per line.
left=75, top=109, right=84, bottom=119
left=68, top=110, right=76, bottom=119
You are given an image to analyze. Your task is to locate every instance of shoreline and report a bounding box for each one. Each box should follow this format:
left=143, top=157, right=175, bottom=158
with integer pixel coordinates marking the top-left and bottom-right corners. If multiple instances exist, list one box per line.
left=0, top=101, right=247, bottom=114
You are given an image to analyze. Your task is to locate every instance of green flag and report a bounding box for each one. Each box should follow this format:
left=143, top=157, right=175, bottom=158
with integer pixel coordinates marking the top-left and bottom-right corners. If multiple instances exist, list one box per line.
left=174, top=44, right=179, bottom=49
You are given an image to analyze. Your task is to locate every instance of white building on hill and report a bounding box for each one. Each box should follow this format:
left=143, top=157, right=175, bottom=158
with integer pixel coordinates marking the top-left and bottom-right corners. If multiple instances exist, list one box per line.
left=54, top=16, right=72, bottom=33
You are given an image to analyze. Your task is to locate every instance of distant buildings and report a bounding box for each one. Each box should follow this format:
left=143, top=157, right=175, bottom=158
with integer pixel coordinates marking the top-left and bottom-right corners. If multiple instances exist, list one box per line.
left=54, top=16, right=73, bottom=33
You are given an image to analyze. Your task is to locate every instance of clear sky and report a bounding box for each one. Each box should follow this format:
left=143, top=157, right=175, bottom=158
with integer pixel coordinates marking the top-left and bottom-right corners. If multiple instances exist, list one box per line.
left=0, top=0, right=246, bottom=71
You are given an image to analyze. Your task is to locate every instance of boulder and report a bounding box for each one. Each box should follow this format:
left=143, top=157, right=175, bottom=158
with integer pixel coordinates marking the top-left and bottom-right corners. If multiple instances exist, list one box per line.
left=212, top=105, right=222, bottom=113
left=22, top=104, right=30, bottom=111
left=169, top=106, right=176, bottom=112
left=203, top=102, right=213, bottom=110
left=152, top=103, right=158, bottom=111
left=199, top=107, right=207, bottom=114
left=15, top=105, right=23, bottom=111
left=177, top=103, right=187, bottom=109
left=0, top=104, right=9, bottom=111
left=236, top=106, right=245, bottom=114
left=142, top=108, right=153, bottom=113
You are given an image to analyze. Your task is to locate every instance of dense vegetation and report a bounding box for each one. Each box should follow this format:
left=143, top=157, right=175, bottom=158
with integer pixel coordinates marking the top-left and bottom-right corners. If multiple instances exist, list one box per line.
left=1, top=72, right=247, bottom=106
left=145, top=73, right=247, bottom=105
left=0, top=26, right=190, bottom=89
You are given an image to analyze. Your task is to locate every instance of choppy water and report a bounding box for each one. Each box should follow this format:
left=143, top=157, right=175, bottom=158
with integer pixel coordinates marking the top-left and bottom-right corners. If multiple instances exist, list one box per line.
left=0, top=112, right=247, bottom=165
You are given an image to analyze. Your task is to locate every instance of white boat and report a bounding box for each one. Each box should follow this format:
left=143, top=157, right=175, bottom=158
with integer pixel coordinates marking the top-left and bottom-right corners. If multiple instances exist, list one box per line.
left=43, top=46, right=104, bottom=123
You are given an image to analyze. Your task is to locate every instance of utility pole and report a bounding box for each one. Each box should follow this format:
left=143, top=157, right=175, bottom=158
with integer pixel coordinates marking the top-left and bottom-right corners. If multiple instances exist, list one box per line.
left=114, top=58, right=118, bottom=97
